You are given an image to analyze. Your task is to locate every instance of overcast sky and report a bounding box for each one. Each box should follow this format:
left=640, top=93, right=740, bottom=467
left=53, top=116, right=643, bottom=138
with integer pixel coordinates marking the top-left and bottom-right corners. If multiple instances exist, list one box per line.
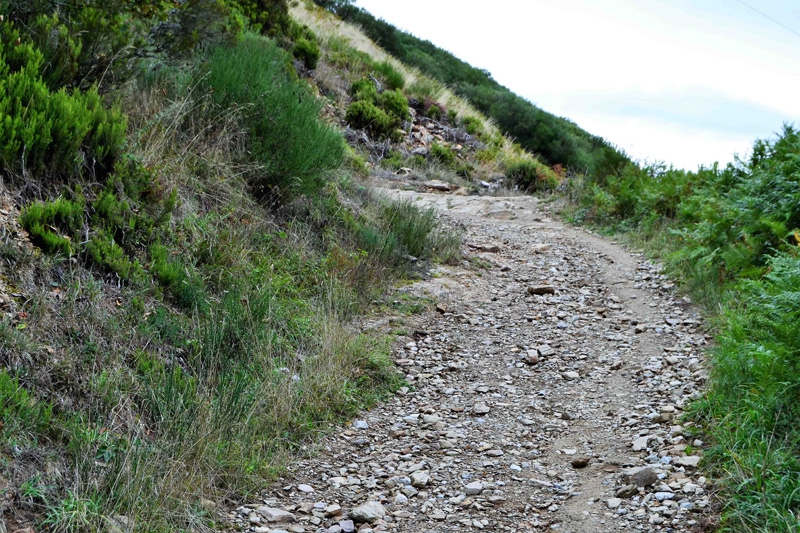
left=354, top=0, right=800, bottom=170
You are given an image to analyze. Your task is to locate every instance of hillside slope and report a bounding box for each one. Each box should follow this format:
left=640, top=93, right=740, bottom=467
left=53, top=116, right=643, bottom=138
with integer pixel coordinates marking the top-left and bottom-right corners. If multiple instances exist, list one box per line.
left=0, top=1, right=553, bottom=531
left=314, top=1, right=630, bottom=178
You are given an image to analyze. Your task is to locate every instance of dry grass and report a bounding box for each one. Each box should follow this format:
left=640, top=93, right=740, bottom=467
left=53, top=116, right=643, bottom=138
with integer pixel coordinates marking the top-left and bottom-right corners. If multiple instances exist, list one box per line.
left=291, top=0, right=551, bottom=188
left=291, top=1, right=504, bottom=144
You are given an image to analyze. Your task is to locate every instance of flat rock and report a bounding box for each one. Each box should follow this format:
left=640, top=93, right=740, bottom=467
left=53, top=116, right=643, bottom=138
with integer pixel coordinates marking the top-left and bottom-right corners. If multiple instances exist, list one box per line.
left=607, top=498, right=622, bottom=509
left=257, top=507, right=296, bottom=523
left=424, top=180, right=451, bottom=191
left=528, top=285, right=556, bottom=296
left=473, top=403, right=491, bottom=415
left=350, top=501, right=386, bottom=524
left=675, top=455, right=701, bottom=468
left=632, top=435, right=652, bottom=451
left=621, top=467, right=658, bottom=487
left=465, top=481, right=484, bottom=495
left=537, top=345, right=556, bottom=357
left=410, top=471, right=430, bottom=488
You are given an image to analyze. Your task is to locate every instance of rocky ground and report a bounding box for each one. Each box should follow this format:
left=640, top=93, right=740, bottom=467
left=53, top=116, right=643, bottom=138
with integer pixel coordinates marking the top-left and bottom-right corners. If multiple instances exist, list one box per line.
left=229, top=188, right=715, bottom=533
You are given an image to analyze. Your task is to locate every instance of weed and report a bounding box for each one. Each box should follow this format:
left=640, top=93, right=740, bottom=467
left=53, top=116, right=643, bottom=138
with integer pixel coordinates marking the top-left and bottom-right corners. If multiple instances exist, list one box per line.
left=0, top=369, right=53, bottom=441
left=43, top=491, right=105, bottom=533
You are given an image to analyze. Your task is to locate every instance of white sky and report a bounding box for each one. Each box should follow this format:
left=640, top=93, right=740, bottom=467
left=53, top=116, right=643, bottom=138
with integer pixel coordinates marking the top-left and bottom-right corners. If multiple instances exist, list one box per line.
left=354, top=0, right=800, bottom=170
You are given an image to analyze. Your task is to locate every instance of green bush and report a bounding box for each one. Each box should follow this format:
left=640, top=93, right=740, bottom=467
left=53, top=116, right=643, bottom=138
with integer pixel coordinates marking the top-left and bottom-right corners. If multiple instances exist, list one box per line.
left=506, top=157, right=557, bottom=191
left=431, top=143, right=456, bottom=167
left=20, top=195, right=85, bottom=255
left=378, top=89, right=410, bottom=122
left=351, top=79, right=379, bottom=102
left=346, top=80, right=409, bottom=139
left=0, top=22, right=126, bottom=180
left=293, top=37, right=320, bottom=69
left=345, top=100, right=394, bottom=139
left=207, top=34, right=344, bottom=199
left=230, top=0, right=292, bottom=36
left=426, top=104, right=442, bottom=120
left=461, top=115, right=484, bottom=137
left=86, top=231, right=142, bottom=280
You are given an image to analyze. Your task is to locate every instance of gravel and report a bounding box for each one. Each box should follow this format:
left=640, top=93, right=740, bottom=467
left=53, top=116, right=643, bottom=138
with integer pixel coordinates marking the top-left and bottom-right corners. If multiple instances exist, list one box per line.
left=229, top=191, right=714, bottom=533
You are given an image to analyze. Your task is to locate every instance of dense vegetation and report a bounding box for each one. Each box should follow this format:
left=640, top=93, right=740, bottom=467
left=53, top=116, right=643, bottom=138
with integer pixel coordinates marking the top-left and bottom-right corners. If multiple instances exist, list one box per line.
left=0, top=2, right=462, bottom=531
left=567, top=125, right=800, bottom=532
left=313, top=0, right=629, bottom=178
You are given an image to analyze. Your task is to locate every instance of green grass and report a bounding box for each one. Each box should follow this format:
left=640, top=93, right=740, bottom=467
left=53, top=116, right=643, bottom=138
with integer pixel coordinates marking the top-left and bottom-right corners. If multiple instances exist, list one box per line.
left=696, top=255, right=800, bottom=532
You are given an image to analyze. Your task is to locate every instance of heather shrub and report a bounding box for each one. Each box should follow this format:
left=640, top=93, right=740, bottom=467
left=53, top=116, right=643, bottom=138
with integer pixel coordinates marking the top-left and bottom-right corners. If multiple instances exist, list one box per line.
left=346, top=80, right=409, bottom=139
left=506, top=157, right=558, bottom=191
left=0, top=21, right=126, bottom=180
left=345, top=101, right=394, bottom=138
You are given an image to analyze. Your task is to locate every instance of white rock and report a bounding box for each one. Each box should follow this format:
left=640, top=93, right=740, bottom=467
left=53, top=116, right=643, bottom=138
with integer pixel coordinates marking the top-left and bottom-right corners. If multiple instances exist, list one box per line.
left=257, top=507, right=296, bottom=523
left=465, top=481, right=484, bottom=495
left=350, top=501, right=385, bottom=523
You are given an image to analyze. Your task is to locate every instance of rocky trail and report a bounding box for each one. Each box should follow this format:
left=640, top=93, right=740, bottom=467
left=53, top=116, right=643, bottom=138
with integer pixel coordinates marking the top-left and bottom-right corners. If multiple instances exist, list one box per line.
left=229, top=189, right=714, bottom=533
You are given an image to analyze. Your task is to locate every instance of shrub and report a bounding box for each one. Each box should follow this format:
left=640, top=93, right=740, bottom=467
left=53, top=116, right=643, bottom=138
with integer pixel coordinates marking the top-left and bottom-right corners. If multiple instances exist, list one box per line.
left=207, top=34, right=344, bottom=199
left=431, top=143, right=456, bottom=167
left=506, top=157, right=558, bottom=191
left=86, top=231, right=142, bottom=280
left=378, top=89, right=410, bottom=122
left=426, top=104, right=442, bottom=120
left=345, top=100, right=394, bottom=139
left=351, top=79, right=379, bottom=102
left=0, top=21, right=126, bottom=180
left=461, top=115, right=484, bottom=137
left=230, top=0, right=292, bottom=36
left=20, top=195, right=85, bottom=255
left=346, top=80, right=408, bottom=139
left=293, top=37, right=320, bottom=69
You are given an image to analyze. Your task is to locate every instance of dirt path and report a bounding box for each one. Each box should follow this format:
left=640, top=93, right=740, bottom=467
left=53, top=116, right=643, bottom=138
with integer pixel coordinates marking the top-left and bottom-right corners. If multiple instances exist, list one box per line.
left=230, top=191, right=713, bottom=533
